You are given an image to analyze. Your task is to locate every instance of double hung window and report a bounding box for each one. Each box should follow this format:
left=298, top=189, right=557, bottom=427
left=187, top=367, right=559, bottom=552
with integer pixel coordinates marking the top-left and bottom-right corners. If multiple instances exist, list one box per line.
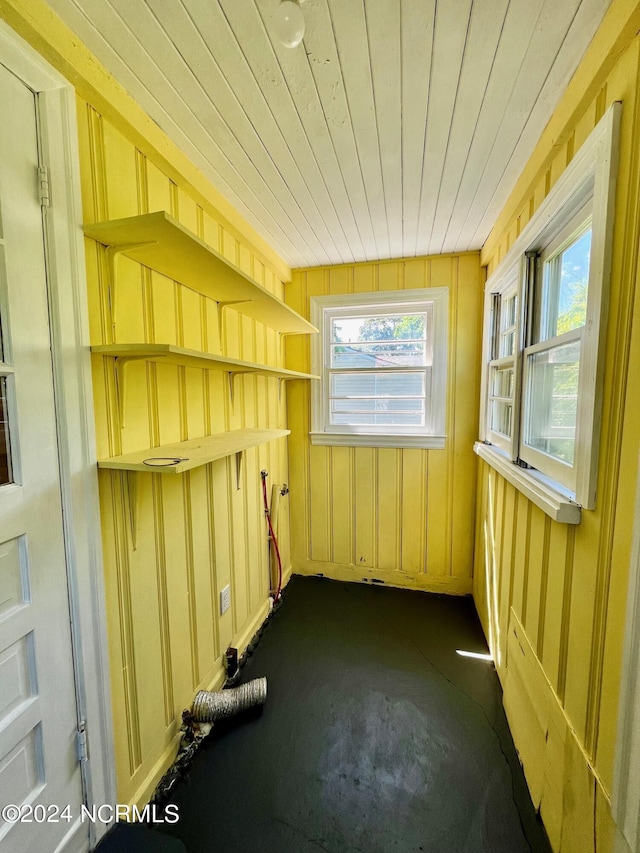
left=487, top=267, right=519, bottom=455
left=520, top=210, right=592, bottom=490
left=310, top=288, right=448, bottom=448
left=477, top=103, right=620, bottom=520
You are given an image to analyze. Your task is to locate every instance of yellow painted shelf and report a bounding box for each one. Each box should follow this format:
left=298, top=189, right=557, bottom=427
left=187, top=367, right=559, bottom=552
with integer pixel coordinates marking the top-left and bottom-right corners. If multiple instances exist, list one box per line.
left=91, top=343, right=319, bottom=381
left=98, top=428, right=290, bottom=474
left=84, top=211, right=316, bottom=335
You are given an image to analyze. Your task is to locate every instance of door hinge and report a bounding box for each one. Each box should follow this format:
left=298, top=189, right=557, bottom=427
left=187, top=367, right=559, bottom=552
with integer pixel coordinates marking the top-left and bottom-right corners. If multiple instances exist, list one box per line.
left=76, top=721, right=88, bottom=763
left=38, top=165, right=51, bottom=207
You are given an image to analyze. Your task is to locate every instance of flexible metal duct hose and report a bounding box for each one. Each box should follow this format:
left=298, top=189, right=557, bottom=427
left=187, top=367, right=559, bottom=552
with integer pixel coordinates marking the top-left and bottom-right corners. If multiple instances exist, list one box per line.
left=191, top=677, right=267, bottom=723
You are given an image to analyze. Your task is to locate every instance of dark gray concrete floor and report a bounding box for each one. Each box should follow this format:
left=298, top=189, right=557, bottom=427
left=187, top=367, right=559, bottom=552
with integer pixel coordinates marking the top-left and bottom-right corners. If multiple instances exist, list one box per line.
left=98, top=574, right=552, bottom=853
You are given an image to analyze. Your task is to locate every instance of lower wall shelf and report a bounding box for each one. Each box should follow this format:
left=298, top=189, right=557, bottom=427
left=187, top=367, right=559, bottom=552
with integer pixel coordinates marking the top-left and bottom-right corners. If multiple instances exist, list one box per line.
left=98, top=428, right=290, bottom=474
left=99, top=428, right=291, bottom=549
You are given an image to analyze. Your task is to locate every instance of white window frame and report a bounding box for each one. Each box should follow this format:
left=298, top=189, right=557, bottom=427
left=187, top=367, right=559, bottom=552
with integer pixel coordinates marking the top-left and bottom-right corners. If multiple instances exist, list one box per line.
left=310, top=288, right=448, bottom=448
left=476, top=102, right=621, bottom=523
left=486, top=263, right=521, bottom=456
left=519, top=205, right=592, bottom=491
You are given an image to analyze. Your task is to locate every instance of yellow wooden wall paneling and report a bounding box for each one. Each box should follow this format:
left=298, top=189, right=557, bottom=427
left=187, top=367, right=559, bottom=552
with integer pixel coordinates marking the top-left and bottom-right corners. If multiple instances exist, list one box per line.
left=161, top=477, right=195, bottom=705
left=111, top=472, right=142, bottom=774
left=212, top=460, right=234, bottom=643
left=472, top=459, right=488, bottom=634
left=424, top=257, right=450, bottom=576
left=540, top=522, right=569, bottom=693
left=491, top=475, right=506, bottom=658
left=285, top=272, right=311, bottom=567
left=354, top=448, right=376, bottom=568
left=246, top=449, right=262, bottom=617
left=287, top=252, right=481, bottom=593
left=83, top=241, right=105, bottom=347
left=377, top=449, right=401, bottom=572
left=473, top=24, right=640, bottom=852
left=230, top=461, right=248, bottom=630
left=535, top=519, right=552, bottom=662
left=524, top=506, right=547, bottom=653
left=556, top=526, right=576, bottom=706
left=587, top=43, right=640, bottom=767
left=129, top=474, right=169, bottom=753
left=353, top=264, right=375, bottom=293
left=330, top=446, right=353, bottom=565
left=377, top=261, right=402, bottom=291
left=564, top=519, right=602, bottom=736
left=188, top=469, right=216, bottom=682
left=85, top=105, right=108, bottom=224
left=181, top=473, right=200, bottom=687
left=497, top=483, right=517, bottom=672
left=287, top=384, right=310, bottom=563
left=97, top=477, right=130, bottom=790
left=73, top=94, right=295, bottom=803
left=103, top=121, right=138, bottom=220
left=309, top=445, right=331, bottom=563
left=511, top=491, right=530, bottom=624
left=401, top=449, right=427, bottom=574
left=204, top=468, right=220, bottom=663
left=451, top=255, right=483, bottom=577
left=150, top=475, right=174, bottom=728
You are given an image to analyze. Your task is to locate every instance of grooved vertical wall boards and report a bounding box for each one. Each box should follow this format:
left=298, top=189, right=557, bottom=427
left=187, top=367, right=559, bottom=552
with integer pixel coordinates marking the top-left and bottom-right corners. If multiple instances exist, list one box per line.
left=79, top=98, right=293, bottom=806
left=287, top=253, right=483, bottom=595
left=473, top=22, right=640, bottom=853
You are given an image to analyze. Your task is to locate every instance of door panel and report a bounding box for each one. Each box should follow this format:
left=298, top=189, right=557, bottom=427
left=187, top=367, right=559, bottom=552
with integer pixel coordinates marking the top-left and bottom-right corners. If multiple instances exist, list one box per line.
left=0, top=61, right=86, bottom=852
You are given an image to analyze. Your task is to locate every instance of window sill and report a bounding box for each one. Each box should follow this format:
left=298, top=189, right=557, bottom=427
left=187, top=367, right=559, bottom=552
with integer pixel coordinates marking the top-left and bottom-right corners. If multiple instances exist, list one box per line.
left=311, top=432, right=446, bottom=449
left=474, top=442, right=581, bottom=524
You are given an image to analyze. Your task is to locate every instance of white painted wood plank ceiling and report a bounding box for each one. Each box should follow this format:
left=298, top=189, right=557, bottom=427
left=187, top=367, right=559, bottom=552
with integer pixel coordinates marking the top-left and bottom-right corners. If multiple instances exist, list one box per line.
left=47, top=0, right=611, bottom=268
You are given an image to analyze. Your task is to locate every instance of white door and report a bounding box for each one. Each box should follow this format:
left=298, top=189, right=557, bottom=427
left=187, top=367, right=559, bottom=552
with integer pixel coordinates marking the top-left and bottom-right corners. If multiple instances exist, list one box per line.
left=0, top=62, right=87, bottom=852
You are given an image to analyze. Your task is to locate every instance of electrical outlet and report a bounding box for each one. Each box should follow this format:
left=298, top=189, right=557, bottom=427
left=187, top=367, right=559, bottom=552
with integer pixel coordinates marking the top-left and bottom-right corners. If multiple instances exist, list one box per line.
left=220, top=585, right=231, bottom=615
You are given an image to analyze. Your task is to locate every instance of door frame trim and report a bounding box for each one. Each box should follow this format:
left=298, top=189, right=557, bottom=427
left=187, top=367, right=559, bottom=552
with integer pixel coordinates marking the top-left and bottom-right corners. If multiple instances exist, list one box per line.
left=0, top=19, right=116, bottom=846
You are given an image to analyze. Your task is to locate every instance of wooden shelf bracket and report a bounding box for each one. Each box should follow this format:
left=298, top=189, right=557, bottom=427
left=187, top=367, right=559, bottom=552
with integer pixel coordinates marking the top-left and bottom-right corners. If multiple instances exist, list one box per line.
left=216, top=300, right=252, bottom=345
left=106, top=243, right=157, bottom=333
left=112, top=355, right=152, bottom=428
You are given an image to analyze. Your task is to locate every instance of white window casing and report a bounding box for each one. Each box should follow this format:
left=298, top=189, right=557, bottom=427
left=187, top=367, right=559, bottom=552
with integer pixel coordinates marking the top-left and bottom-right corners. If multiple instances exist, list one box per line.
left=310, top=288, right=448, bottom=449
left=477, top=102, right=621, bottom=522
left=485, top=262, right=521, bottom=457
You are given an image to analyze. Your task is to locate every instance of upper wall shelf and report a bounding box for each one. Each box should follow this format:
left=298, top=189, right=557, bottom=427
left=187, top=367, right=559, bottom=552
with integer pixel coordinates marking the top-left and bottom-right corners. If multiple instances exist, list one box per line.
left=91, top=343, right=319, bottom=381
left=84, top=211, right=317, bottom=335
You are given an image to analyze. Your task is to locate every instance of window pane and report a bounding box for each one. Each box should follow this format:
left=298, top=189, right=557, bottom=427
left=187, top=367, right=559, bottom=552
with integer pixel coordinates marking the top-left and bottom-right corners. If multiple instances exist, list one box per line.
left=541, top=228, right=591, bottom=341
left=332, top=412, right=424, bottom=426
left=491, top=366, right=514, bottom=399
left=331, top=372, right=424, bottom=398
left=500, top=330, right=516, bottom=359
left=499, top=294, right=517, bottom=357
left=0, top=376, right=12, bottom=485
left=331, top=342, right=426, bottom=368
left=331, top=313, right=425, bottom=344
left=330, top=370, right=426, bottom=427
left=489, top=401, right=512, bottom=438
left=332, top=398, right=425, bottom=413
left=502, top=294, right=517, bottom=330
left=524, top=340, right=580, bottom=465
